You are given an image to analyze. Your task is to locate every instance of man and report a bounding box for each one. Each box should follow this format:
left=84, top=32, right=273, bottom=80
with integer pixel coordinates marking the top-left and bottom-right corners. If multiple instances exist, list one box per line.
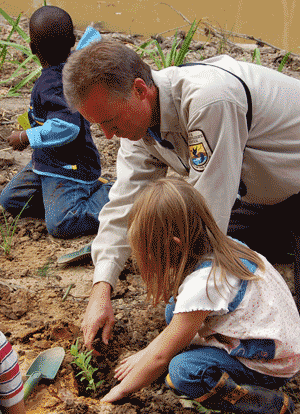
left=62, top=40, right=300, bottom=350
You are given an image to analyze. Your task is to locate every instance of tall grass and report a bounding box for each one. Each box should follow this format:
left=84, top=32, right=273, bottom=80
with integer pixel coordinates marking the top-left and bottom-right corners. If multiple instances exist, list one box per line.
left=0, top=8, right=42, bottom=96
left=138, top=19, right=200, bottom=70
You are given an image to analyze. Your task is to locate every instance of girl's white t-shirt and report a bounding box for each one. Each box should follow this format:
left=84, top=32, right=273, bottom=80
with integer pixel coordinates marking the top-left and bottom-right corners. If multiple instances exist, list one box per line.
left=173, top=254, right=300, bottom=378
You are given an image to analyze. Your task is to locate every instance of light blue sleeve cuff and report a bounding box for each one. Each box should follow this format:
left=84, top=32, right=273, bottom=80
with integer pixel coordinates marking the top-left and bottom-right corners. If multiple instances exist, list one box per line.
left=27, top=118, right=80, bottom=149
left=76, top=26, right=102, bottom=50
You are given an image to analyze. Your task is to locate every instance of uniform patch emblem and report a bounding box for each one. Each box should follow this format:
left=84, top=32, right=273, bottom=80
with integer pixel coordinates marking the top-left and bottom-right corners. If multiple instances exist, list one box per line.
left=188, top=130, right=212, bottom=172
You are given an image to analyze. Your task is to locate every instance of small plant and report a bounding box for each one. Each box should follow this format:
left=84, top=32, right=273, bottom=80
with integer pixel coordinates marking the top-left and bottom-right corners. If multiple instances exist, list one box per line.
left=0, top=201, right=29, bottom=255
left=179, top=398, right=220, bottom=413
left=278, top=51, right=291, bottom=72
left=70, top=339, right=104, bottom=396
left=252, top=48, right=261, bottom=65
left=36, top=259, right=54, bottom=278
left=138, top=19, right=200, bottom=70
left=252, top=47, right=291, bottom=72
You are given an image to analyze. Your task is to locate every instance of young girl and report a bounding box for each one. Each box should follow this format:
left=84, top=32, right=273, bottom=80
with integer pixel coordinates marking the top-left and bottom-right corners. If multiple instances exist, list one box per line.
left=101, top=177, right=300, bottom=413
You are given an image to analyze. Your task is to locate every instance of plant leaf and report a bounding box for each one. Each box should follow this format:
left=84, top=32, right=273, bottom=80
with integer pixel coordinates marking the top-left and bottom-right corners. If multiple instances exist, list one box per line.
left=0, top=8, right=30, bottom=42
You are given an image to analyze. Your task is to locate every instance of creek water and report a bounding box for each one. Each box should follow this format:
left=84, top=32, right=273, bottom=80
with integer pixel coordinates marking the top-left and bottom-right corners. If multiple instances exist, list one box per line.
left=2, top=0, right=300, bottom=52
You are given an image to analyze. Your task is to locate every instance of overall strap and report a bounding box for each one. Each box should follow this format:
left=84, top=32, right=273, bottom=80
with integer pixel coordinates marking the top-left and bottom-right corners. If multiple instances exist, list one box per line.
left=179, top=62, right=253, bottom=132
left=194, top=258, right=257, bottom=312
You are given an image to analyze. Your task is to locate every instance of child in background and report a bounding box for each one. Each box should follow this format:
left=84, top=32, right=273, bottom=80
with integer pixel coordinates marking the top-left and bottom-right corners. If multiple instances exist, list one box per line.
left=101, top=177, right=300, bottom=414
left=0, top=331, right=25, bottom=413
left=0, top=6, right=112, bottom=239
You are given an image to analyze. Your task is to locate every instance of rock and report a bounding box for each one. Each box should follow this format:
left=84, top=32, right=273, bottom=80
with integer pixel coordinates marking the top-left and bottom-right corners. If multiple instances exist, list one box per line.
left=0, top=152, right=14, bottom=167
left=0, top=173, right=7, bottom=184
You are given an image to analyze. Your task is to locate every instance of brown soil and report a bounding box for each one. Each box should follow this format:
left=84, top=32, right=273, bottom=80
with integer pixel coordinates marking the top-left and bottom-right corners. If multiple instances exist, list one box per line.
left=1, top=16, right=300, bottom=413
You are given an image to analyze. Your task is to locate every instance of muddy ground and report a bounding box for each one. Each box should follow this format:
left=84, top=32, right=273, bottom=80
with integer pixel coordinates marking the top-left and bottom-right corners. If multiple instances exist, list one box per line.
left=1, top=15, right=300, bottom=413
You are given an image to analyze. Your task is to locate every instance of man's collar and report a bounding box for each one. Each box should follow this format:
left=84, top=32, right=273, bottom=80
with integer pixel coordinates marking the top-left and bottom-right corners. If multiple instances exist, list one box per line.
left=151, top=68, right=183, bottom=134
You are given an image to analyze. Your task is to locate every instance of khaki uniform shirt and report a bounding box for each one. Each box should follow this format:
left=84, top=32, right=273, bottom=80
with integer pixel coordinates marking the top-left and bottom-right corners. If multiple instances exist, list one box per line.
left=92, top=55, right=300, bottom=289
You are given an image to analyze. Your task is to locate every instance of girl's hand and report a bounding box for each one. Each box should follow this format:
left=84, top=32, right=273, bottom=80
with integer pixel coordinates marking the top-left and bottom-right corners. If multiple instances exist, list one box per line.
left=102, top=310, right=211, bottom=403
left=114, top=349, right=147, bottom=381
left=100, top=350, right=147, bottom=402
left=101, top=383, right=128, bottom=403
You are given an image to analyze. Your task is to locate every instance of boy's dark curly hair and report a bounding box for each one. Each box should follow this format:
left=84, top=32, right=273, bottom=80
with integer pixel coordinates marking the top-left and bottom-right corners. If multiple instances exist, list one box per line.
left=30, top=5, right=75, bottom=66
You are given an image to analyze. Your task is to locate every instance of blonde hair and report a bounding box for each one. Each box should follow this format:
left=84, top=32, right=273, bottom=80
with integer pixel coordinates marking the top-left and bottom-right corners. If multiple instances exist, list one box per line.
left=128, top=177, right=264, bottom=305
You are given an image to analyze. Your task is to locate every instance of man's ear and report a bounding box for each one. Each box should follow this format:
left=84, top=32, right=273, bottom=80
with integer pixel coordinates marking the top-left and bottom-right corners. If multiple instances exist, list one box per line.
left=133, top=78, right=148, bottom=100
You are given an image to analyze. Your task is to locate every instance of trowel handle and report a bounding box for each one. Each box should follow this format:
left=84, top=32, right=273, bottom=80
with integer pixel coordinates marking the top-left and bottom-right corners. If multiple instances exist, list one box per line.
left=23, top=371, right=42, bottom=400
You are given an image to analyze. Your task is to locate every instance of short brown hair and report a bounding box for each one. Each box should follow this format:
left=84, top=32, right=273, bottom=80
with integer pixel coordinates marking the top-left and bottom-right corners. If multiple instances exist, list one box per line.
left=62, top=40, right=154, bottom=110
left=128, top=177, right=263, bottom=305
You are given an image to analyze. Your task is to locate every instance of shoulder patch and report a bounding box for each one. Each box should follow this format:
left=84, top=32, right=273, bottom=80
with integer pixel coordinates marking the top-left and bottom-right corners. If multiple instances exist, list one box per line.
left=188, top=130, right=212, bottom=172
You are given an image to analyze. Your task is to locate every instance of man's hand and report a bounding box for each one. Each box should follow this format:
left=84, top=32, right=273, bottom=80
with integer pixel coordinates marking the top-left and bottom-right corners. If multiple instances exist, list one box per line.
left=7, top=131, right=29, bottom=151
left=81, top=282, right=115, bottom=350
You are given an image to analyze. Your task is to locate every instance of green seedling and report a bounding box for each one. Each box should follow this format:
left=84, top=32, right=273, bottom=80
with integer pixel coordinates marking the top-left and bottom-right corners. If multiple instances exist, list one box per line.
left=0, top=7, right=42, bottom=96
left=0, top=201, right=29, bottom=255
left=36, top=259, right=54, bottom=278
left=192, top=399, right=221, bottom=413
left=70, top=339, right=104, bottom=396
left=252, top=47, right=292, bottom=72
left=138, top=19, right=200, bottom=70
left=179, top=398, right=220, bottom=413
left=278, top=51, right=291, bottom=72
left=252, top=48, right=261, bottom=65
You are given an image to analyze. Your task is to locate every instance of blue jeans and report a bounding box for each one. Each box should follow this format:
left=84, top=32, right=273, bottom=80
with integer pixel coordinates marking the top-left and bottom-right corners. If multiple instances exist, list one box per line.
left=0, top=161, right=112, bottom=238
left=165, top=299, right=290, bottom=399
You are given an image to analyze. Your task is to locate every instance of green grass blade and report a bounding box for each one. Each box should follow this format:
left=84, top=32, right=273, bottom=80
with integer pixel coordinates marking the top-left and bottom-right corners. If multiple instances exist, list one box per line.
left=153, top=40, right=166, bottom=68
left=252, top=48, right=261, bottom=65
left=7, top=66, right=41, bottom=96
left=0, top=13, right=22, bottom=68
left=174, top=19, right=199, bottom=66
left=2, top=55, right=34, bottom=81
left=0, top=40, right=33, bottom=57
left=0, top=8, right=30, bottom=42
left=278, top=51, right=291, bottom=72
left=136, top=40, right=155, bottom=58
left=166, top=31, right=180, bottom=67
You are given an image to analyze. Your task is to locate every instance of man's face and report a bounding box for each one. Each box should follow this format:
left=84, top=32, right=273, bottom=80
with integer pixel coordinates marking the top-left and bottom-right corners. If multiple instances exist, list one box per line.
left=78, top=80, right=153, bottom=141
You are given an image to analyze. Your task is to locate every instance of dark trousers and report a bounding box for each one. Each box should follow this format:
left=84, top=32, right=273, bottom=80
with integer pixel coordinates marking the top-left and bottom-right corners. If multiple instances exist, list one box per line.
left=228, top=193, right=300, bottom=311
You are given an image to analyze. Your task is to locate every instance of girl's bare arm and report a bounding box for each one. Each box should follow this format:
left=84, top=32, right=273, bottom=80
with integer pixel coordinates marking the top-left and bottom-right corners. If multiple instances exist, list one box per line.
left=101, top=309, right=210, bottom=402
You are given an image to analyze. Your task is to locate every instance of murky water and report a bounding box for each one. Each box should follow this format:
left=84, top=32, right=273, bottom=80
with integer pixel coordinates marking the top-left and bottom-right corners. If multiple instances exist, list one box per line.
left=3, top=0, right=300, bottom=52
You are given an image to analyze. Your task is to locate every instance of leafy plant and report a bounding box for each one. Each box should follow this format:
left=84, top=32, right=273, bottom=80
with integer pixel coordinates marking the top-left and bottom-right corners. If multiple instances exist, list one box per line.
left=0, top=201, right=29, bottom=255
left=0, top=7, right=42, bottom=96
left=138, top=19, right=200, bottom=70
left=70, top=339, right=104, bottom=396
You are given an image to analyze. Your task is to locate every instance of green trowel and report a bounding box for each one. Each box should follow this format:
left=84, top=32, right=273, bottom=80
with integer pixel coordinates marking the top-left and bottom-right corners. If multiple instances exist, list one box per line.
left=23, top=347, right=65, bottom=399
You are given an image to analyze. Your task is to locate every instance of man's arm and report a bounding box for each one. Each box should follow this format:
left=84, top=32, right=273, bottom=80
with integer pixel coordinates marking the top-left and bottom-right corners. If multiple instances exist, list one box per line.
left=83, top=138, right=168, bottom=348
